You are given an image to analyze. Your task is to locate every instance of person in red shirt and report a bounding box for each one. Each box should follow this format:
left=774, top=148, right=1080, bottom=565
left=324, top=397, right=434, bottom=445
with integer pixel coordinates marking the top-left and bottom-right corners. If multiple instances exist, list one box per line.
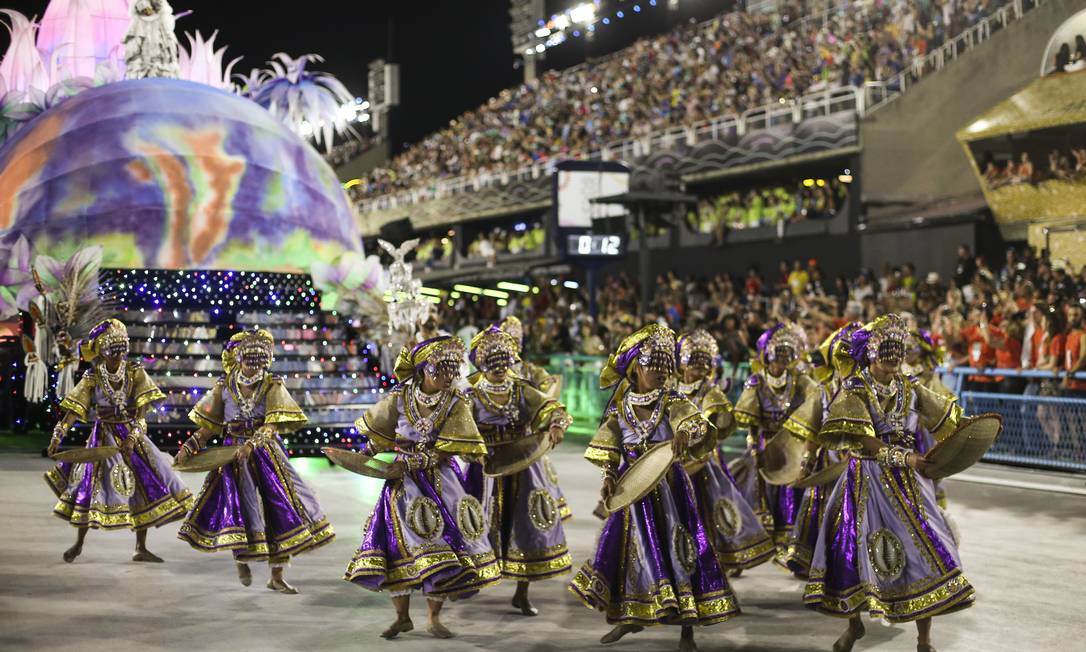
left=960, top=304, right=1021, bottom=391
left=1061, top=303, right=1086, bottom=460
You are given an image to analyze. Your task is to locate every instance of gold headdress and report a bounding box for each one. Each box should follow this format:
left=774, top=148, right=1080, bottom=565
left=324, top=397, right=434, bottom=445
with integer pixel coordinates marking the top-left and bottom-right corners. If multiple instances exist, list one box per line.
left=469, top=327, right=520, bottom=372
left=677, top=329, right=719, bottom=371
left=600, top=324, right=676, bottom=390
left=222, top=328, right=274, bottom=376
left=498, top=315, right=524, bottom=352
left=394, top=335, right=466, bottom=382
left=79, top=319, right=128, bottom=362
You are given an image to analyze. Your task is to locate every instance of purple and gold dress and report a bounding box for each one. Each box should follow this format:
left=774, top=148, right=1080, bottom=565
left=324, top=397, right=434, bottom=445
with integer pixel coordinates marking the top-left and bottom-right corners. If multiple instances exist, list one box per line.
left=570, top=389, right=739, bottom=627
left=731, top=369, right=818, bottom=545
left=777, top=383, right=841, bottom=577
left=803, top=375, right=975, bottom=621
left=468, top=376, right=572, bottom=582
left=45, top=364, right=194, bottom=530
left=178, top=374, right=334, bottom=564
left=344, top=383, right=501, bottom=598
left=678, top=378, right=775, bottom=571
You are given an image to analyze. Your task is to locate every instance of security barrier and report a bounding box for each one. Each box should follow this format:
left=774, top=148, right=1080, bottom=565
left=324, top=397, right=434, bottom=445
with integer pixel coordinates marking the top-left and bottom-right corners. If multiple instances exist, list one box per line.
left=943, top=367, right=1086, bottom=474
left=534, top=356, right=1085, bottom=474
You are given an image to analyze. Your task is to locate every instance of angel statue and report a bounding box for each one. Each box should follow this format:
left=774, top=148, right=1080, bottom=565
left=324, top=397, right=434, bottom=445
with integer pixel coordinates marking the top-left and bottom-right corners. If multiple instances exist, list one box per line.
left=123, top=0, right=181, bottom=79
left=378, top=239, right=429, bottom=348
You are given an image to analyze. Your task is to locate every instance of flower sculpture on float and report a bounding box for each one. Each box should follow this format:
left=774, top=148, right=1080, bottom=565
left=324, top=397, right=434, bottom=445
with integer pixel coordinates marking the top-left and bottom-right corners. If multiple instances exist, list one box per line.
left=309, top=251, right=388, bottom=338
left=178, top=30, right=240, bottom=91
left=247, top=52, right=357, bottom=152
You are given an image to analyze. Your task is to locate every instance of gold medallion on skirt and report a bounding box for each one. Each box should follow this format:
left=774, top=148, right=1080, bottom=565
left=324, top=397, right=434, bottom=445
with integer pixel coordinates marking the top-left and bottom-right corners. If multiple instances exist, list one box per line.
left=457, top=496, right=486, bottom=541
left=110, top=463, right=136, bottom=498
left=407, top=496, right=443, bottom=541
left=528, top=489, right=558, bottom=531
left=712, top=498, right=741, bottom=538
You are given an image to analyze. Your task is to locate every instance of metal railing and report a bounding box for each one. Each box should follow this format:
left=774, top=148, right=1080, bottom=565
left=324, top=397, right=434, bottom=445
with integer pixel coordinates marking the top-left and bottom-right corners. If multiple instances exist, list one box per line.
left=942, top=366, right=1086, bottom=474
left=863, top=0, right=1042, bottom=114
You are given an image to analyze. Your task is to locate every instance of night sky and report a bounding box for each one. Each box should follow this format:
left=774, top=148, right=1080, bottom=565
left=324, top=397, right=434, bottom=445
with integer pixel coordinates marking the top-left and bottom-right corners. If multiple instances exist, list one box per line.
left=1, top=1, right=732, bottom=153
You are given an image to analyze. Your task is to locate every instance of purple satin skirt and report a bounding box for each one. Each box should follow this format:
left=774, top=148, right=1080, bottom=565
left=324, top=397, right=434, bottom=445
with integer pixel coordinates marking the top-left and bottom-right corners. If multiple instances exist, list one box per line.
left=45, top=420, right=193, bottom=531
left=177, top=438, right=334, bottom=563
left=569, top=459, right=740, bottom=627
left=345, top=459, right=501, bottom=598
left=729, top=440, right=802, bottom=545
left=690, top=450, right=775, bottom=570
left=803, top=457, right=975, bottom=622
left=463, top=457, right=572, bottom=522
left=482, top=457, right=572, bottom=582
left=777, top=448, right=841, bottom=578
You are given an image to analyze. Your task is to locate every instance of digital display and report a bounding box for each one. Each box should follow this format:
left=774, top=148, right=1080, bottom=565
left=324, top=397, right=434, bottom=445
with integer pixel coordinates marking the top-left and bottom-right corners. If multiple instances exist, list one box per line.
left=556, top=169, right=630, bottom=228
left=566, top=234, right=624, bottom=257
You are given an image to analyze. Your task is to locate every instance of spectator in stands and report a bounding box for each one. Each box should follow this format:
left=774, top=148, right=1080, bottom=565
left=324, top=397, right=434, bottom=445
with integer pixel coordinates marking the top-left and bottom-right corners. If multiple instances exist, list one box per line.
left=954, top=244, right=977, bottom=294
left=787, top=259, right=809, bottom=296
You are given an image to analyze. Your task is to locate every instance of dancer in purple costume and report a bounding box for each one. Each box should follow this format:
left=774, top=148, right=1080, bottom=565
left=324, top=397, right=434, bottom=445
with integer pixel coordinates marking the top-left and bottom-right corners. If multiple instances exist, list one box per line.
left=675, top=330, right=775, bottom=573
left=344, top=336, right=500, bottom=640
left=777, top=322, right=863, bottom=577
left=46, top=319, right=193, bottom=563
left=176, top=329, right=334, bottom=593
left=570, top=324, right=738, bottom=652
left=466, top=327, right=573, bottom=615
left=731, top=323, right=818, bottom=547
left=804, top=315, right=974, bottom=652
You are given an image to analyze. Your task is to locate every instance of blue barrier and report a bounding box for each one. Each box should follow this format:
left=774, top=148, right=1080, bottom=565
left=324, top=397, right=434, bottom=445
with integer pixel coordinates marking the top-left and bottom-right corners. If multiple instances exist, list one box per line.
left=941, top=367, right=1086, bottom=474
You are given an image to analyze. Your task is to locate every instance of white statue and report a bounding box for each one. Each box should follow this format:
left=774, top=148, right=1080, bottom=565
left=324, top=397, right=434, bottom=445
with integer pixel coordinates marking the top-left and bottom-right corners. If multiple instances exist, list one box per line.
left=123, top=0, right=181, bottom=79
left=377, top=238, right=429, bottom=348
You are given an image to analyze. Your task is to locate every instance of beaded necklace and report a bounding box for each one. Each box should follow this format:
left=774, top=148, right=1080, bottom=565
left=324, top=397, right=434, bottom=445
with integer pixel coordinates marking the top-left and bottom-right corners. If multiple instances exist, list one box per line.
left=622, top=388, right=665, bottom=443
left=863, top=370, right=910, bottom=441
left=96, top=361, right=130, bottom=417
left=476, top=381, right=521, bottom=423
left=405, top=382, right=453, bottom=440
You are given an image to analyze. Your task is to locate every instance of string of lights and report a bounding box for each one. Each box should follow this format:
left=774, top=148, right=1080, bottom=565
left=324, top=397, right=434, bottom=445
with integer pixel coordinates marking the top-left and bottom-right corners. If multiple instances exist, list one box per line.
left=47, top=268, right=390, bottom=456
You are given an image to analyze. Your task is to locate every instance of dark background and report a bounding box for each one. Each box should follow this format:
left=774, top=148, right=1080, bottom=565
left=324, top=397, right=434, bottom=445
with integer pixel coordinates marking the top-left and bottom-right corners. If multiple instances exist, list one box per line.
left=0, top=0, right=734, bottom=154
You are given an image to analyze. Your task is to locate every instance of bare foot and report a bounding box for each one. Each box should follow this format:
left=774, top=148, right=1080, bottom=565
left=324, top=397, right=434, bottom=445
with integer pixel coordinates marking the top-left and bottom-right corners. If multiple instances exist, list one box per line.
left=727, top=568, right=743, bottom=578
left=917, top=646, right=937, bottom=652
left=679, top=626, right=698, bottom=652
left=132, top=548, right=164, bottom=563
left=236, top=563, right=252, bottom=587
left=833, top=621, right=866, bottom=652
left=62, top=544, right=82, bottom=563
left=266, top=578, right=299, bottom=594
left=427, top=621, right=454, bottom=639
left=512, top=595, right=539, bottom=616
left=601, top=624, right=643, bottom=645
left=380, top=618, right=413, bottom=639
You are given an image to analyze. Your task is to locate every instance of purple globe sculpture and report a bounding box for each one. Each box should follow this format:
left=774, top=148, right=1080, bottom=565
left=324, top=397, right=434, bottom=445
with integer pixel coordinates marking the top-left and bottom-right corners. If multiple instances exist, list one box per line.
left=0, top=78, right=360, bottom=272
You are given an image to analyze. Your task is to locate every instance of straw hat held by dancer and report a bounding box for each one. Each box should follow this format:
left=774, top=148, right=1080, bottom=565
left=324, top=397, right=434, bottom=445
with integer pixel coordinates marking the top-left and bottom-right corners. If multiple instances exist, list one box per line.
left=803, top=314, right=978, bottom=652
left=674, top=330, right=775, bottom=574
left=731, top=323, right=819, bottom=550
left=570, top=324, right=738, bottom=652
left=466, top=327, right=574, bottom=616
left=46, top=319, right=193, bottom=563
left=175, top=329, right=334, bottom=593
left=343, top=336, right=500, bottom=640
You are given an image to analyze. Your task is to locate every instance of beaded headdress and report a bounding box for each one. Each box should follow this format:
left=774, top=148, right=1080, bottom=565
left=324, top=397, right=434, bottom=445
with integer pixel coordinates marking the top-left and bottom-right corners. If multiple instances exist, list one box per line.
left=849, top=314, right=909, bottom=366
left=469, top=326, right=520, bottom=373
left=600, top=323, right=676, bottom=389
left=222, top=329, right=274, bottom=375
left=812, top=321, right=863, bottom=384
left=79, top=319, right=129, bottom=362
left=752, top=322, right=804, bottom=373
left=676, top=329, right=719, bottom=371
left=909, top=328, right=946, bottom=368
left=394, top=335, right=465, bottom=382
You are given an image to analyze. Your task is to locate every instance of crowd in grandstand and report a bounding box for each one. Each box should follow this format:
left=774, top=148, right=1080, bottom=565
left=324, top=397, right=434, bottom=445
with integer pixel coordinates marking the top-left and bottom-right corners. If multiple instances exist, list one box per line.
left=431, top=243, right=1086, bottom=415
left=686, top=176, right=848, bottom=238
left=464, top=221, right=546, bottom=265
left=983, top=147, right=1086, bottom=189
left=348, top=0, right=1010, bottom=200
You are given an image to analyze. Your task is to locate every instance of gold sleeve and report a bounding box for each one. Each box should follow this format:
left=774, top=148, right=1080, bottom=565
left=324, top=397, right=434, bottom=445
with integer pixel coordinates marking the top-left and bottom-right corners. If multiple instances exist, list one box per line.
left=354, top=391, right=401, bottom=452
left=435, top=394, right=487, bottom=456
left=525, top=361, right=561, bottom=400
left=784, top=385, right=824, bottom=442
left=914, top=381, right=963, bottom=443
left=668, top=395, right=717, bottom=460
left=521, top=380, right=566, bottom=434
left=922, top=373, right=954, bottom=399
left=263, top=377, right=308, bottom=433
left=733, top=382, right=761, bottom=429
left=819, top=385, right=876, bottom=449
left=59, top=372, right=96, bottom=423
left=129, top=364, right=166, bottom=410
left=699, top=385, right=736, bottom=439
left=188, top=380, right=226, bottom=435
left=586, top=412, right=623, bottom=468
